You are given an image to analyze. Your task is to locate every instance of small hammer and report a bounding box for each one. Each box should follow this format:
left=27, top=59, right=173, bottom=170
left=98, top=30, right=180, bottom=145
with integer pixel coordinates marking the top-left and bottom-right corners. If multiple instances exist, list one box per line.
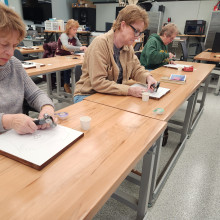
left=34, top=114, right=57, bottom=128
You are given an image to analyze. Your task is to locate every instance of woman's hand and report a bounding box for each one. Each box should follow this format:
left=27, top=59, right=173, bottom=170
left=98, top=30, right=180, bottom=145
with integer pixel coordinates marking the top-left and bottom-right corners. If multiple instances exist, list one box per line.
left=169, top=60, right=176, bottom=64
left=169, top=52, right=175, bottom=59
left=146, top=75, right=157, bottom=90
left=80, top=46, right=87, bottom=52
left=128, top=87, right=147, bottom=98
left=2, top=114, right=38, bottom=135
left=38, top=105, right=57, bottom=130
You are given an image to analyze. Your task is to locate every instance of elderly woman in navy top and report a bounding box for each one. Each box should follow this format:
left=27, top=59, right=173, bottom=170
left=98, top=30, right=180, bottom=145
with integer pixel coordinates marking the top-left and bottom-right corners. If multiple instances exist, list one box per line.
left=56, top=19, right=87, bottom=93
left=0, top=3, right=55, bottom=134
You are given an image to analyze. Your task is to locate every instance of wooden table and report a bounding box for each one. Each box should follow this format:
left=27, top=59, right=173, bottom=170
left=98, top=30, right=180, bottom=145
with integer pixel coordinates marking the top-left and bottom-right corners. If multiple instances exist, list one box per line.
left=25, top=55, right=83, bottom=102
left=85, top=61, right=214, bottom=121
left=17, top=45, right=44, bottom=55
left=194, top=49, right=220, bottom=62
left=194, top=50, right=220, bottom=95
left=0, top=101, right=166, bottom=220
left=84, top=61, right=215, bottom=205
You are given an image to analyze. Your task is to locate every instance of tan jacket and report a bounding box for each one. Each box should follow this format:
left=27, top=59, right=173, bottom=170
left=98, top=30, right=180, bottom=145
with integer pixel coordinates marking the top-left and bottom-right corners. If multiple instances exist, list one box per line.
left=74, top=29, right=151, bottom=96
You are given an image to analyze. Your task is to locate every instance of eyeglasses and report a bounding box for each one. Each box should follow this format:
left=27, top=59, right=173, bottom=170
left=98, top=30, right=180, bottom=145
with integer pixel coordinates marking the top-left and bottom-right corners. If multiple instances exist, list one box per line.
left=71, top=28, right=78, bottom=31
left=129, top=24, right=144, bottom=37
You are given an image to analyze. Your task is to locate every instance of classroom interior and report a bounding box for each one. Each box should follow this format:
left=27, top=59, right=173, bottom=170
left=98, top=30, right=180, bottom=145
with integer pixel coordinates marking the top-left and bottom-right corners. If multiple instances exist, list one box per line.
left=2, top=0, right=220, bottom=219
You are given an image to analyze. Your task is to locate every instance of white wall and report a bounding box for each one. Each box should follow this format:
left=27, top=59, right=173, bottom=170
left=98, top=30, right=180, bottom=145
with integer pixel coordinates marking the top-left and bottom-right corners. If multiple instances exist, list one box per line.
left=95, top=3, right=118, bottom=31
left=8, top=0, right=217, bottom=33
left=159, top=0, right=216, bottom=34
left=52, top=0, right=72, bottom=22
left=95, top=0, right=217, bottom=33
left=8, top=0, right=22, bottom=16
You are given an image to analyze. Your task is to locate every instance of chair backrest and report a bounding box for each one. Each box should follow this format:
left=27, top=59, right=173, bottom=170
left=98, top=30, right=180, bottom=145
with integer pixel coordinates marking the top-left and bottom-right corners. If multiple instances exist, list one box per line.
left=14, top=49, right=25, bottom=61
left=43, top=42, right=58, bottom=58
left=135, top=51, right=141, bottom=60
left=134, top=42, right=143, bottom=51
left=105, top=22, right=113, bottom=32
left=212, top=32, right=220, bottom=53
left=179, top=40, right=188, bottom=61
left=143, top=29, right=150, bottom=46
left=75, top=65, right=82, bottom=82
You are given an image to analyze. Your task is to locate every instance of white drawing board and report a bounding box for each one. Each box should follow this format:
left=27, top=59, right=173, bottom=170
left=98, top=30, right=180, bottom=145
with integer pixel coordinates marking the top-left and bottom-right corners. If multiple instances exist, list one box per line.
left=0, top=125, right=84, bottom=170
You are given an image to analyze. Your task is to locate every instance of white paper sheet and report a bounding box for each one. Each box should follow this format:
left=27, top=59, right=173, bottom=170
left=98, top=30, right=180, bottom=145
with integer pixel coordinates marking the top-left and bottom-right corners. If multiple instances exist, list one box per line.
left=21, top=61, right=44, bottom=69
left=0, top=125, right=83, bottom=166
left=131, top=84, right=170, bottom=99
left=164, top=64, right=191, bottom=69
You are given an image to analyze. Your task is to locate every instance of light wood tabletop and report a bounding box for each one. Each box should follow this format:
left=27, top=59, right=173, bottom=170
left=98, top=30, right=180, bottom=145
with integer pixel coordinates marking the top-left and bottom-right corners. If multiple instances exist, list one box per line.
left=16, top=45, right=44, bottom=54
left=25, top=55, right=83, bottom=77
left=85, top=61, right=215, bottom=121
left=194, top=50, right=220, bottom=62
left=177, top=34, right=205, bottom=38
left=44, top=30, right=64, bottom=33
left=0, top=101, right=166, bottom=220
left=151, top=61, right=215, bottom=83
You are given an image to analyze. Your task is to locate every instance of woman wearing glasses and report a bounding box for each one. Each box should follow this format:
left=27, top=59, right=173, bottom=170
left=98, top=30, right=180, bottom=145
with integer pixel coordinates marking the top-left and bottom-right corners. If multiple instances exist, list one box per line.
left=74, top=5, right=157, bottom=103
left=56, top=19, right=87, bottom=94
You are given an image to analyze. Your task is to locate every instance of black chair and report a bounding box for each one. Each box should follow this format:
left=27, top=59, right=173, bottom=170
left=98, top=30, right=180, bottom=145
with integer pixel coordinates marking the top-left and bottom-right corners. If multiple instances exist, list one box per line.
left=14, top=49, right=25, bottom=61
left=179, top=40, right=188, bottom=61
left=105, top=22, right=113, bottom=32
left=14, top=48, right=37, bottom=61
left=133, top=42, right=143, bottom=52
left=143, top=29, right=150, bottom=46
left=135, top=51, right=141, bottom=60
left=75, top=65, right=82, bottom=83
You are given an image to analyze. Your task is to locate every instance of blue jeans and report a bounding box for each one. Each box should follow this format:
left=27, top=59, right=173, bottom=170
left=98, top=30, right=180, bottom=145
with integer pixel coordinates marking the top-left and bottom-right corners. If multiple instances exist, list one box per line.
left=73, top=95, right=91, bottom=103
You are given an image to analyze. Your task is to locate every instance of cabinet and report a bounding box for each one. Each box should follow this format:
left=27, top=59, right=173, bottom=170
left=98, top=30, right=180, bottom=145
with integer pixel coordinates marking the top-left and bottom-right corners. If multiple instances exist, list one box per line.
left=147, top=12, right=164, bottom=34
left=72, top=8, right=96, bottom=31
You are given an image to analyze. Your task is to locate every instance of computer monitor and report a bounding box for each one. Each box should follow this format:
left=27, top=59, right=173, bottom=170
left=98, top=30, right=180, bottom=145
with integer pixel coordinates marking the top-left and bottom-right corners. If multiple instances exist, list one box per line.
left=212, top=32, right=220, bottom=53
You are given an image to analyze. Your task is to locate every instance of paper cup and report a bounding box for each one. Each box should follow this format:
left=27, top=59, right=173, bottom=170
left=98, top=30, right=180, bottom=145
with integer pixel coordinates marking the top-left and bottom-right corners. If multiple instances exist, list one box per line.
left=35, top=63, right=41, bottom=69
left=80, top=116, right=91, bottom=130
left=177, top=67, right=182, bottom=72
left=142, top=92, right=149, bottom=102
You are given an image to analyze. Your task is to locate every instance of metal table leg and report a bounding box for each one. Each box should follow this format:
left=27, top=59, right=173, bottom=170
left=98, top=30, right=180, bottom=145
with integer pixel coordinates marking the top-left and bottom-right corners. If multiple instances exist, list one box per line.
left=136, top=139, right=159, bottom=220
left=112, top=136, right=162, bottom=220
left=148, top=136, right=163, bottom=206
left=71, top=67, right=76, bottom=102
left=149, top=92, right=198, bottom=205
left=46, top=73, right=52, bottom=98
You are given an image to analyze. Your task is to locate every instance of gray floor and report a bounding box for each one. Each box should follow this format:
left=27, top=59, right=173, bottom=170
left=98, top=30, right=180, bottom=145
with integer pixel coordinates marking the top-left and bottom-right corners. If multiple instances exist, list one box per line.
left=36, top=80, right=220, bottom=220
